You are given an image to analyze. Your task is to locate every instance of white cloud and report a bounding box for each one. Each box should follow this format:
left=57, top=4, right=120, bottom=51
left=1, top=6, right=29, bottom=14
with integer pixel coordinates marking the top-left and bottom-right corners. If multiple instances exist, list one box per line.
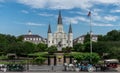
left=104, top=16, right=118, bottom=21
left=17, top=0, right=92, bottom=10
left=92, top=0, right=120, bottom=4
left=93, top=22, right=120, bottom=27
left=17, top=0, right=120, bottom=10
left=16, top=0, right=120, bottom=27
left=64, top=17, right=79, bottom=24
left=26, top=22, right=45, bottom=26
left=64, top=16, right=88, bottom=24
left=92, top=11, right=119, bottom=22
left=92, top=9, right=103, bottom=20
left=38, top=13, right=54, bottom=17
left=69, top=11, right=87, bottom=15
left=93, top=9, right=103, bottom=12
left=111, top=9, right=120, bottom=13
left=91, top=12, right=102, bottom=22
left=21, top=10, right=29, bottom=14
left=93, top=23, right=114, bottom=27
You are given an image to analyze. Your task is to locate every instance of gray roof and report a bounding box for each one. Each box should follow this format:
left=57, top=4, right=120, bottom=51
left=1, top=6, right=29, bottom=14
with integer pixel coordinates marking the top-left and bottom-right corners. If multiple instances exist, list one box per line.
left=22, top=34, right=43, bottom=39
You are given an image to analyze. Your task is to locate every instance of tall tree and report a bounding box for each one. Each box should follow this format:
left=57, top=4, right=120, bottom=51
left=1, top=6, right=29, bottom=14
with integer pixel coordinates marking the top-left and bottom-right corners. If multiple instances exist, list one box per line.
left=84, top=33, right=90, bottom=43
left=62, top=46, right=72, bottom=53
left=104, top=30, right=120, bottom=41
left=47, top=46, right=57, bottom=54
left=73, top=43, right=84, bottom=52
left=35, top=43, right=47, bottom=52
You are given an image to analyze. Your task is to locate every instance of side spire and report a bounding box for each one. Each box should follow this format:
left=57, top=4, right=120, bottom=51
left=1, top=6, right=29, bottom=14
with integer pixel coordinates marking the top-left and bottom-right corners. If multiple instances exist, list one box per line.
left=69, top=23, right=72, bottom=33
left=58, top=10, right=62, bottom=24
left=48, top=24, right=51, bottom=33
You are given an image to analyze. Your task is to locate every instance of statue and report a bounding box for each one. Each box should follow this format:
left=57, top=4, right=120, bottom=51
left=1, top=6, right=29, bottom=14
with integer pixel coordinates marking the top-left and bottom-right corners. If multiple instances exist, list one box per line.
left=57, top=41, right=62, bottom=51
left=58, top=41, right=62, bottom=47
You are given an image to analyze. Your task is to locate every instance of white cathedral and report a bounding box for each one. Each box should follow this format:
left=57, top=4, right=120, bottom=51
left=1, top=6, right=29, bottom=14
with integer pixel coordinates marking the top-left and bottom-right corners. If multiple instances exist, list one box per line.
left=47, top=10, right=73, bottom=51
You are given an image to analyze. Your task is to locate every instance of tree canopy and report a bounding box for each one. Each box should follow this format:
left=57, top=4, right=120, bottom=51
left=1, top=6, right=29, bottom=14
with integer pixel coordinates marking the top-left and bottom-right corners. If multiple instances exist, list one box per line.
left=0, top=34, right=47, bottom=56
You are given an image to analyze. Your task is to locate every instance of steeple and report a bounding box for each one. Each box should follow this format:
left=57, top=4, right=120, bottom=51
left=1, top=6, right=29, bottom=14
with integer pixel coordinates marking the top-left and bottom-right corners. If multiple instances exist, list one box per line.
left=48, top=24, right=51, bottom=33
left=69, top=23, right=72, bottom=33
left=58, top=10, right=62, bottom=24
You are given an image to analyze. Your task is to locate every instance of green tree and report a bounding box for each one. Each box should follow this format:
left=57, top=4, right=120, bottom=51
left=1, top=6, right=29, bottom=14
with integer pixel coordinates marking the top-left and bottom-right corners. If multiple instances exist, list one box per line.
left=98, top=35, right=104, bottom=41
left=35, top=43, right=47, bottom=52
left=84, top=42, right=90, bottom=52
left=102, top=30, right=120, bottom=41
left=4, top=41, right=35, bottom=55
left=90, top=53, right=100, bottom=64
left=33, top=56, right=46, bottom=65
left=108, top=47, right=120, bottom=60
left=22, top=42, right=36, bottom=54
left=17, top=35, right=24, bottom=42
left=84, top=33, right=90, bottom=43
left=73, top=43, right=84, bottom=52
left=71, top=52, right=100, bottom=63
left=92, top=42, right=109, bottom=57
left=62, top=46, right=72, bottom=53
left=5, top=35, right=17, bottom=44
left=47, top=46, right=57, bottom=54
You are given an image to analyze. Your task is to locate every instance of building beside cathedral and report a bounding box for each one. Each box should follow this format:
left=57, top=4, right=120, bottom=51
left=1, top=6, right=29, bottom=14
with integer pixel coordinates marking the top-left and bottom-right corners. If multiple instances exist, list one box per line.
left=73, top=34, right=98, bottom=44
left=47, top=11, right=73, bottom=51
left=21, top=30, right=46, bottom=44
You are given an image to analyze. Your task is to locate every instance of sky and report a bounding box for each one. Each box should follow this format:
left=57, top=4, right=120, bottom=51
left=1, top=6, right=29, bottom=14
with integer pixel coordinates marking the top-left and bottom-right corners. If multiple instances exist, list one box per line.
left=0, top=0, right=120, bottom=39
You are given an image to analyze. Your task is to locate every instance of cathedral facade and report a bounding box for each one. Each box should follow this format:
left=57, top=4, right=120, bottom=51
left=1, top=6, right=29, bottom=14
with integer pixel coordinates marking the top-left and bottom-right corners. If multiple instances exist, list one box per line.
left=47, top=11, right=73, bottom=51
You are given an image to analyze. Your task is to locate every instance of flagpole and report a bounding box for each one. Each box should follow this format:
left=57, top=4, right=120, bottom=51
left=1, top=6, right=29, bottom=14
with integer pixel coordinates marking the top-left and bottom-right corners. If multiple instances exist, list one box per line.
left=89, top=11, right=92, bottom=63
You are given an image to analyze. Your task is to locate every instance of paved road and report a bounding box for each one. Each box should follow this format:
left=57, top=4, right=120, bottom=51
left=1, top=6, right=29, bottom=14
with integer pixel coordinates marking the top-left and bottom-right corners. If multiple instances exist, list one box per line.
left=1, top=72, right=120, bottom=73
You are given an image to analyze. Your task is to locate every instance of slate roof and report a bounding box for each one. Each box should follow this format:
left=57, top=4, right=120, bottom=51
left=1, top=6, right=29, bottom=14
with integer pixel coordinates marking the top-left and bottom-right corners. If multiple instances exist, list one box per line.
left=22, top=34, right=45, bottom=41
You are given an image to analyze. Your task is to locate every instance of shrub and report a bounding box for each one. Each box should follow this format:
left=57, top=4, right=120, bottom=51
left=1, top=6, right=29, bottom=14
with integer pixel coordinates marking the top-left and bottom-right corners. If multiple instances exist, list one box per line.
left=33, top=56, right=46, bottom=65
left=47, top=46, right=57, bottom=55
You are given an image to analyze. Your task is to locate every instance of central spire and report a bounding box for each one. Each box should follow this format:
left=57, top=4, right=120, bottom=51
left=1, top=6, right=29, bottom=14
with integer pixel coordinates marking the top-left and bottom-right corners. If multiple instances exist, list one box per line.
left=48, top=24, right=51, bottom=33
left=58, top=10, right=62, bottom=24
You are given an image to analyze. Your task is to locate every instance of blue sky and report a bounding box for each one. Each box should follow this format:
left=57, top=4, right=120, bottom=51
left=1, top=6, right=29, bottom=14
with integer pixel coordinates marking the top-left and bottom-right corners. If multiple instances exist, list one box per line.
left=0, top=0, right=120, bottom=39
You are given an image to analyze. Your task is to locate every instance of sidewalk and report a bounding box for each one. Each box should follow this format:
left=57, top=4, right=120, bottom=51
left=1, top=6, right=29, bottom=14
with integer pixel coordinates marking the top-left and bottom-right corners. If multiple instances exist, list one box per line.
left=0, top=72, right=119, bottom=73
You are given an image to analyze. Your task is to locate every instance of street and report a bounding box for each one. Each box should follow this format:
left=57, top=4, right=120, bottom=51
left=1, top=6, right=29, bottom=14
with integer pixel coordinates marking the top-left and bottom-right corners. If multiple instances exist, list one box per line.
left=1, top=72, right=120, bottom=73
